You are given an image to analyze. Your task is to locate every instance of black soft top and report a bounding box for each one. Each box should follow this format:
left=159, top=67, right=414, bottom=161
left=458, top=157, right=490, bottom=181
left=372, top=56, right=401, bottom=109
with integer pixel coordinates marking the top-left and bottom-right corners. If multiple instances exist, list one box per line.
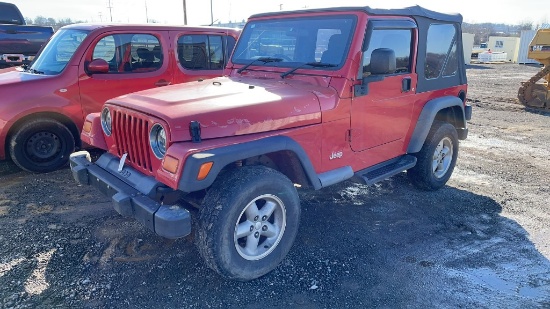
left=251, top=5, right=462, bottom=24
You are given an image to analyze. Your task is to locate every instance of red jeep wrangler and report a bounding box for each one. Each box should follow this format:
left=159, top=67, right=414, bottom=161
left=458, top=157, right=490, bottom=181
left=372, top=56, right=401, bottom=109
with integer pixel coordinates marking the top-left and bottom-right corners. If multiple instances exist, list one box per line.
left=70, top=6, right=472, bottom=280
left=0, top=24, right=239, bottom=172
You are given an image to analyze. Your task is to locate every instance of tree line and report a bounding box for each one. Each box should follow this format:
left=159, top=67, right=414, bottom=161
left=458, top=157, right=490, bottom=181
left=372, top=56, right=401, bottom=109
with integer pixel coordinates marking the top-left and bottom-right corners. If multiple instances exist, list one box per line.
left=24, top=16, right=87, bottom=31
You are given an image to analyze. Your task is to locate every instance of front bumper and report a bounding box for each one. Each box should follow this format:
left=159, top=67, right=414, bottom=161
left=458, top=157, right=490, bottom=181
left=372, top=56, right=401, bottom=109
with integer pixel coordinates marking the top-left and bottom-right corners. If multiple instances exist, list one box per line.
left=69, top=151, right=191, bottom=239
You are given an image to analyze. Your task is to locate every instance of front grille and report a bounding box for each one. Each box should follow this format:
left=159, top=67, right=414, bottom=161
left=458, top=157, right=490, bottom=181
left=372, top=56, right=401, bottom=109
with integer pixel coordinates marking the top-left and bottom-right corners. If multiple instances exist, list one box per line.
left=112, top=110, right=153, bottom=173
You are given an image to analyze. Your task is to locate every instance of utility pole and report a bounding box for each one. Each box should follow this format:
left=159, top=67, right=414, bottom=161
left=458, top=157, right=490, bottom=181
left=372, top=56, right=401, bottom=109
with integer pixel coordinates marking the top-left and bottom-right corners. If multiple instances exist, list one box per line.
left=98, top=12, right=103, bottom=22
left=107, top=0, right=113, bottom=22
left=145, top=0, right=148, bottom=23
left=210, top=0, right=214, bottom=25
left=183, top=0, right=188, bottom=25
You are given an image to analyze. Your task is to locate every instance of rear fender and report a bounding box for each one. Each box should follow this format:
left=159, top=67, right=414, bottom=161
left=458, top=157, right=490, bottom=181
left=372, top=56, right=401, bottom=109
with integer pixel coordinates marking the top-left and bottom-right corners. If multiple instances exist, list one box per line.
left=407, top=96, right=468, bottom=153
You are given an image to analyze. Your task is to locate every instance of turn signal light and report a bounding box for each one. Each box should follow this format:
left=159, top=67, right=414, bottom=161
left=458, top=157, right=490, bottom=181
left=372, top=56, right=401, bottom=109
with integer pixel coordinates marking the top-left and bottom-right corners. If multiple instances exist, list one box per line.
left=197, top=162, right=214, bottom=181
left=162, top=155, right=179, bottom=174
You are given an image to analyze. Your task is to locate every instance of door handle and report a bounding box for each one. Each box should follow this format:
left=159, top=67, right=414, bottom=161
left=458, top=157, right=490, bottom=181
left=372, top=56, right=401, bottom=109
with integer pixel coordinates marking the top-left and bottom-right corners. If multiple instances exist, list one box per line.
left=155, top=79, right=171, bottom=87
left=402, top=77, right=412, bottom=93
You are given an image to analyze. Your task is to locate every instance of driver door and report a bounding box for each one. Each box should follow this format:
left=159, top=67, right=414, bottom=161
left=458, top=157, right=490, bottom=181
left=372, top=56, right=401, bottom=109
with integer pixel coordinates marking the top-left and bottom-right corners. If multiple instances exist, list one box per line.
left=351, top=22, right=418, bottom=160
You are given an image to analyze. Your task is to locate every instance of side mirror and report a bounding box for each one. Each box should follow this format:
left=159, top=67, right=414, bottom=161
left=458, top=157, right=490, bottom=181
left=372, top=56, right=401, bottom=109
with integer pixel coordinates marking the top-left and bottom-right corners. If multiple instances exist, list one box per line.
left=370, top=48, right=396, bottom=75
left=87, top=58, right=109, bottom=74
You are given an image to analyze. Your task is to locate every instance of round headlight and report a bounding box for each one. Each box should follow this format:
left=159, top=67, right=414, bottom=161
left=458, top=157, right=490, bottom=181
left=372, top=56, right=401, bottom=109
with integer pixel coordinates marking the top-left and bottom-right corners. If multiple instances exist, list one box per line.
left=150, top=123, right=167, bottom=159
left=101, top=107, right=112, bottom=136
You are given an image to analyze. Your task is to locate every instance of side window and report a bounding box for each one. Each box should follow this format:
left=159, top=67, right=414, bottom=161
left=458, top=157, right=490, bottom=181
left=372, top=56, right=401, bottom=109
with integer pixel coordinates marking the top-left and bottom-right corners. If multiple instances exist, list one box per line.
left=92, top=36, right=116, bottom=62
left=178, top=34, right=228, bottom=70
left=92, top=33, right=162, bottom=73
left=425, top=24, right=457, bottom=79
left=360, top=29, right=412, bottom=77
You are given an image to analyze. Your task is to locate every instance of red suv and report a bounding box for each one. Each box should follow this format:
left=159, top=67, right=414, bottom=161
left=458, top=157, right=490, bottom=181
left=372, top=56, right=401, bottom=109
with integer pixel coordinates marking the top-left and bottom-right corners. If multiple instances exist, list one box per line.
left=0, top=23, right=239, bottom=172
left=71, top=6, right=471, bottom=280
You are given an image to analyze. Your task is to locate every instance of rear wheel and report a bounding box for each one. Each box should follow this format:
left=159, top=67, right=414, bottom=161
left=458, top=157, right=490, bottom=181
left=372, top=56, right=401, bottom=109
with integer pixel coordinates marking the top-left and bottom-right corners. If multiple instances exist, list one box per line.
left=407, top=121, right=458, bottom=191
left=9, top=119, right=75, bottom=173
left=195, top=166, right=300, bottom=281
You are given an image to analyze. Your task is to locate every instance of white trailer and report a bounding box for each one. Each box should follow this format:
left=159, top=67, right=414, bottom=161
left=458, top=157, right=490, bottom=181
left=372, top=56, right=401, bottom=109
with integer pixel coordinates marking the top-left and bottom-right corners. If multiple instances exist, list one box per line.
left=487, top=36, right=520, bottom=62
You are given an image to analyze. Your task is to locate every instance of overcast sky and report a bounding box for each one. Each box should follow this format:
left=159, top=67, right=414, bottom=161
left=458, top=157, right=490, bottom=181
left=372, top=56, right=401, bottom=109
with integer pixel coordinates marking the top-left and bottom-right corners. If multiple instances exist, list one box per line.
left=8, top=0, right=550, bottom=26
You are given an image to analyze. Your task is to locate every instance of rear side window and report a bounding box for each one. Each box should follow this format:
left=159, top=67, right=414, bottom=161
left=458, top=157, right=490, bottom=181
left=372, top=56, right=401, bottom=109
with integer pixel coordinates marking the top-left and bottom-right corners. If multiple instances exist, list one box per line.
left=92, top=33, right=162, bottom=73
left=177, top=35, right=230, bottom=70
left=425, top=24, right=458, bottom=79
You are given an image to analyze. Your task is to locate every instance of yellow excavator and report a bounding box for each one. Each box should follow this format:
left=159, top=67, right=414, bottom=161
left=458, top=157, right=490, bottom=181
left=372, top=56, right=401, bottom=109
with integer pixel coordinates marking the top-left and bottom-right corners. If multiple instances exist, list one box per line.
left=518, top=29, right=550, bottom=109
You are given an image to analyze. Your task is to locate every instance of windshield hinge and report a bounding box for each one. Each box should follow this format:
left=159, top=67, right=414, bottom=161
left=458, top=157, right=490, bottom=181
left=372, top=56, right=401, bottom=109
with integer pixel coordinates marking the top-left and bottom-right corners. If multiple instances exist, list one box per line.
left=189, top=121, right=202, bottom=143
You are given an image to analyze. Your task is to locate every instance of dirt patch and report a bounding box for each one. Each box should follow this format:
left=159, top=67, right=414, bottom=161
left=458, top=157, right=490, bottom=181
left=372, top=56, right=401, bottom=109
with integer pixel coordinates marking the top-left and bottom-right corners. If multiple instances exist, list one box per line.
left=0, top=63, right=549, bottom=308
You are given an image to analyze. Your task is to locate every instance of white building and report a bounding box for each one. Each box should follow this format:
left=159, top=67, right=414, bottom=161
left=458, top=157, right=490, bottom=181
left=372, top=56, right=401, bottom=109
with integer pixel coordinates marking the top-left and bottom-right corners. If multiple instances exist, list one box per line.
left=487, top=36, right=520, bottom=62
left=462, top=33, right=474, bottom=64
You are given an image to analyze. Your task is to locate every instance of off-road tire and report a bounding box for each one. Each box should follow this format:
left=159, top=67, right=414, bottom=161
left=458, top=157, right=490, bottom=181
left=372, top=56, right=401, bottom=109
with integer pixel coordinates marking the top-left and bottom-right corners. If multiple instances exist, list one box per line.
left=407, top=121, right=458, bottom=191
left=9, top=119, right=75, bottom=173
left=196, top=165, right=300, bottom=281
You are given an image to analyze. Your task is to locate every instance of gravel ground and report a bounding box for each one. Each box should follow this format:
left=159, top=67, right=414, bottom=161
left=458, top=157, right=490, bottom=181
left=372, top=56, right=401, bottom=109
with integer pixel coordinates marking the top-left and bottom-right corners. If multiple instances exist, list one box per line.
left=0, top=63, right=549, bottom=308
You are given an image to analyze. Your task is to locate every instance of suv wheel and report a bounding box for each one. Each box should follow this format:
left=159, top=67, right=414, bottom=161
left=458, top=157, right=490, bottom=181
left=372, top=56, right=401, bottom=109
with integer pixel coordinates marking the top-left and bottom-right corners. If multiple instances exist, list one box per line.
left=9, top=119, right=75, bottom=173
left=196, top=166, right=300, bottom=281
left=407, top=121, right=458, bottom=191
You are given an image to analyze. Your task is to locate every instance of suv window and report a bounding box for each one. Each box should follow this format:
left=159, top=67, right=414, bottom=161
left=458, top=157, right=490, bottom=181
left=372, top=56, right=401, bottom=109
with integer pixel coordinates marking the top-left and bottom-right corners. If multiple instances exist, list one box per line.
left=425, top=24, right=457, bottom=79
left=360, top=28, right=412, bottom=77
left=92, top=33, right=162, bottom=73
left=178, top=35, right=229, bottom=70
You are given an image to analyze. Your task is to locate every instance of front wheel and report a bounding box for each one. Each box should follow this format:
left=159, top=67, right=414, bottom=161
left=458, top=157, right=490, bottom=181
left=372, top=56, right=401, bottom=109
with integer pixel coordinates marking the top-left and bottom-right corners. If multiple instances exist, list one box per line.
left=9, top=119, right=75, bottom=173
left=196, top=166, right=300, bottom=281
left=407, top=121, right=459, bottom=191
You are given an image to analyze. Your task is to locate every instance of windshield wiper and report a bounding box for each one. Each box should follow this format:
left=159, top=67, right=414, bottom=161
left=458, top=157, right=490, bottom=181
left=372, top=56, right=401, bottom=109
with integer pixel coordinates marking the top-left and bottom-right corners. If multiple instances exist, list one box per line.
left=237, top=57, right=283, bottom=74
left=26, top=68, right=45, bottom=75
left=280, top=62, right=337, bottom=79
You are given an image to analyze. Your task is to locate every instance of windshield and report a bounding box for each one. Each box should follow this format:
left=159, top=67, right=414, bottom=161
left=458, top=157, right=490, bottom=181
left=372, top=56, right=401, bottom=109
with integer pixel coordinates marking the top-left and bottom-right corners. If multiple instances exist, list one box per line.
left=232, top=15, right=356, bottom=69
left=29, top=29, right=89, bottom=75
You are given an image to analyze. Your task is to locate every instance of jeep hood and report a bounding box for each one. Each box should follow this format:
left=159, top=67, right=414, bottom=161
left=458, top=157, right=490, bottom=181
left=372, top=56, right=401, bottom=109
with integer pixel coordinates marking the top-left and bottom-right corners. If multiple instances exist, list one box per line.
left=108, top=77, right=325, bottom=141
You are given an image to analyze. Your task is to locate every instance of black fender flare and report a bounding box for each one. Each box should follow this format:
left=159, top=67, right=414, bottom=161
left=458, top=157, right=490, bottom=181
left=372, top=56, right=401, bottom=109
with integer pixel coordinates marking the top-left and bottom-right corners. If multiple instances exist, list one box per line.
left=407, top=96, right=467, bottom=153
left=177, top=135, right=322, bottom=193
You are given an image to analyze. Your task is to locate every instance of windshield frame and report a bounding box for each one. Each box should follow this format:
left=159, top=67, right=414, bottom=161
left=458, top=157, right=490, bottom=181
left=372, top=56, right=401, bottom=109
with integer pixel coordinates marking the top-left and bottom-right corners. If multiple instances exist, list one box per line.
left=29, top=29, right=90, bottom=75
left=231, top=14, right=357, bottom=71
